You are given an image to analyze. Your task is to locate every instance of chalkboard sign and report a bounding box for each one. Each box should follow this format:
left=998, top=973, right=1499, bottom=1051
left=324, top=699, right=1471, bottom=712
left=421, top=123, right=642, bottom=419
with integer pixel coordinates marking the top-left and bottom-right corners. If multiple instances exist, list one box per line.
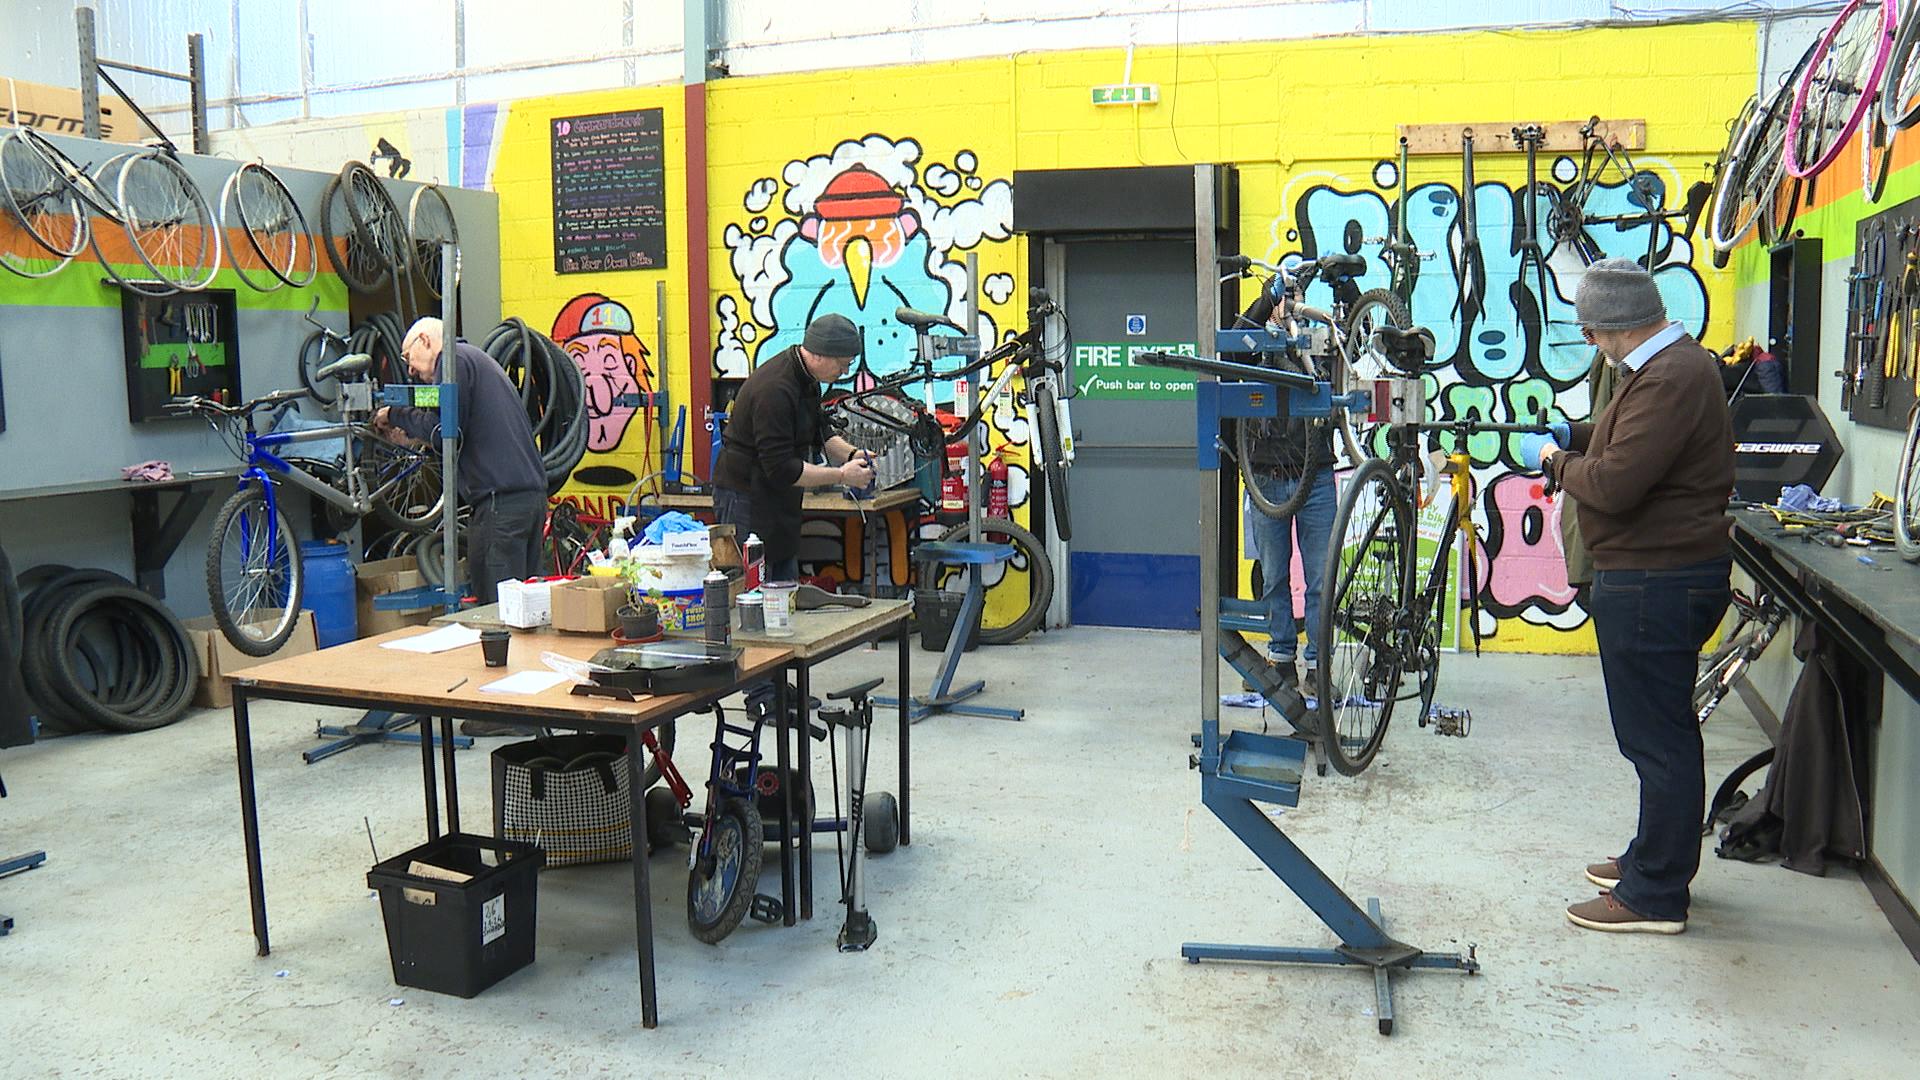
left=551, top=107, right=667, bottom=274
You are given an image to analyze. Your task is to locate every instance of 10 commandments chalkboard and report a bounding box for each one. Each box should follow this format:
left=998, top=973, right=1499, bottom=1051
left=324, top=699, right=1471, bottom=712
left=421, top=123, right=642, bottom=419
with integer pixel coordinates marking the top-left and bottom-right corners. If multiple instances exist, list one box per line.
left=551, top=108, right=667, bottom=274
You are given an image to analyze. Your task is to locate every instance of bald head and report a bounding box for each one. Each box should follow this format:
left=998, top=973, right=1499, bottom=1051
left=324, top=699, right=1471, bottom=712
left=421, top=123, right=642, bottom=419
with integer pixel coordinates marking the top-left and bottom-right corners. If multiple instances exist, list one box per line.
left=402, top=317, right=445, bottom=381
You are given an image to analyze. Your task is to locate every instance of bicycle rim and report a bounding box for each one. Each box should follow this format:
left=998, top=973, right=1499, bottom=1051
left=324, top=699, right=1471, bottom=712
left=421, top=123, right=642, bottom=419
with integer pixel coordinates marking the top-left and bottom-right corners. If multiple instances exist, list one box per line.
left=1341, top=290, right=1412, bottom=460
left=408, top=184, right=459, bottom=298
left=1785, top=0, right=1893, bottom=179
left=0, top=132, right=87, bottom=268
left=1316, top=458, right=1411, bottom=775
left=17, top=127, right=120, bottom=221
left=115, top=150, right=220, bottom=292
left=1885, top=0, right=1920, bottom=128
left=231, top=162, right=315, bottom=289
left=320, top=173, right=390, bottom=293
left=344, top=163, right=410, bottom=279
left=1897, top=403, right=1920, bottom=561
left=1706, top=94, right=1766, bottom=252
left=1864, top=111, right=1897, bottom=204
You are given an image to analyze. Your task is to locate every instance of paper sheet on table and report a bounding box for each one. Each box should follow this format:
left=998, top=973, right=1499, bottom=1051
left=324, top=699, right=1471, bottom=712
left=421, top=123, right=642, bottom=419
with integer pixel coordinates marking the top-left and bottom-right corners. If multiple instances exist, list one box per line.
left=478, top=670, right=572, bottom=695
left=378, top=625, right=484, bottom=653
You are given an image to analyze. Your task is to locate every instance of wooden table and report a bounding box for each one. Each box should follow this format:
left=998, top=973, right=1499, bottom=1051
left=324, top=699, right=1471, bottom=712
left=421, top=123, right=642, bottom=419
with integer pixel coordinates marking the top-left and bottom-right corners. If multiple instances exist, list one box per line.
left=227, top=625, right=794, bottom=1029
left=670, top=598, right=914, bottom=920
left=441, top=598, right=918, bottom=924
left=651, top=487, right=921, bottom=516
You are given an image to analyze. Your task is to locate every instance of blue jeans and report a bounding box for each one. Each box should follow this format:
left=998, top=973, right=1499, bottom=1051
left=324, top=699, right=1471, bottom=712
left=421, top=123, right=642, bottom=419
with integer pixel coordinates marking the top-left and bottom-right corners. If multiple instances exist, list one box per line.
left=1588, top=557, right=1731, bottom=921
left=1250, top=470, right=1336, bottom=664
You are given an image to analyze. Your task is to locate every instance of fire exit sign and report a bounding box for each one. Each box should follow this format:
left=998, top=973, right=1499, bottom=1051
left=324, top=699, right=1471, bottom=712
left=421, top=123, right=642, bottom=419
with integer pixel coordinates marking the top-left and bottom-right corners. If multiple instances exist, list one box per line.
left=1091, top=84, right=1159, bottom=106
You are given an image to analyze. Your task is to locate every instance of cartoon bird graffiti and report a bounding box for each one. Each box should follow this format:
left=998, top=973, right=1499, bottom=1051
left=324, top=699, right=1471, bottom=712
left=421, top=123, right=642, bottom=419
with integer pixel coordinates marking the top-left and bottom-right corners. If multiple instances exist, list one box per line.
left=759, top=164, right=953, bottom=382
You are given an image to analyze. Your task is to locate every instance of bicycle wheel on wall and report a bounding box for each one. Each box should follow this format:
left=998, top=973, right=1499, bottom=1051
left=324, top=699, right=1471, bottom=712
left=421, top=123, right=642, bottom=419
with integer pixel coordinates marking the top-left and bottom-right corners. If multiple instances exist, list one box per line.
left=1896, top=403, right=1920, bottom=562
left=408, top=184, right=459, bottom=298
left=206, top=484, right=305, bottom=656
left=1315, top=458, right=1413, bottom=775
left=320, top=172, right=392, bottom=294
left=1784, top=0, right=1894, bottom=180
left=0, top=131, right=86, bottom=277
left=1883, top=0, right=1920, bottom=129
left=95, top=150, right=221, bottom=295
left=223, top=161, right=316, bottom=291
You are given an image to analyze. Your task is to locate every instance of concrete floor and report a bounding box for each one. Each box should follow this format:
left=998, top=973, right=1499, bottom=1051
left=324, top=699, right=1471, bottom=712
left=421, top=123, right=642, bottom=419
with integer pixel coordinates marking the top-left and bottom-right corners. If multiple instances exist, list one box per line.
left=2, top=626, right=1916, bottom=1079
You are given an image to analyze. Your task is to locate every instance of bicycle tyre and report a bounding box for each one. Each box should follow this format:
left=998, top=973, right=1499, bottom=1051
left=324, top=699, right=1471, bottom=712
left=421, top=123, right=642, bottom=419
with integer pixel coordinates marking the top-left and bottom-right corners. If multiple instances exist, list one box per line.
left=408, top=184, right=459, bottom=299
left=1784, top=0, right=1893, bottom=179
left=44, top=586, right=196, bottom=733
left=934, top=518, right=1053, bottom=645
left=366, top=436, right=448, bottom=535
left=1032, top=379, right=1072, bottom=542
left=206, top=484, right=306, bottom=656
left=1896, top=402, right=1920, bottom=561
left=297, top=328, right=346, bottom=406
left=1706, top=94, right=1766, bottom=253
left=15, top=127, right=120, bottom=221
left=342, top=162, right=411, bottom=283
left=686, top=796, right=763, bottom=944
left=1863, top=112, right=1896, bottom=205
left=0, top=132, right=86, bottom=274
left=1885, top=0, right=1920, bottom=129
left=224, top=161, right=316, bottom=291
left=319, top=172, right=391, bottom=294
left=1316, top=457, right=1413, bottom=776
left=112, top=149, right=222, bottom=293
left=18, top=568, right=136, bottom=727
left=1341, top=289, right=1413, bottom=460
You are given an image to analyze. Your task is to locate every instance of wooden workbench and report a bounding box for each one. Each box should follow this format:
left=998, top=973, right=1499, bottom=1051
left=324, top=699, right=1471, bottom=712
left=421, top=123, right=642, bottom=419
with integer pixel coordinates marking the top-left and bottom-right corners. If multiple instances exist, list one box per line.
left=651, top=487, right=921, bottom=516
left=226, top=624, right=794, bottom=1029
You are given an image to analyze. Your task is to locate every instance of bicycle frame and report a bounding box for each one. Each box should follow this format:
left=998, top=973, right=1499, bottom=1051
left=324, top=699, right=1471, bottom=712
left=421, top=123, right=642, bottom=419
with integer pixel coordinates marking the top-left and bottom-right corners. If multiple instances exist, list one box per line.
left=239, top=419, right=429, bottom=520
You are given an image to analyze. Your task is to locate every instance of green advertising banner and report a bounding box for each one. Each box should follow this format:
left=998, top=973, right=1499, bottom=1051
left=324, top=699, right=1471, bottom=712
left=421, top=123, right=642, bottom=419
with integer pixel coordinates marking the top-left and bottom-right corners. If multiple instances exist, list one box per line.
left=1072, top=342, right=1197, bottom=400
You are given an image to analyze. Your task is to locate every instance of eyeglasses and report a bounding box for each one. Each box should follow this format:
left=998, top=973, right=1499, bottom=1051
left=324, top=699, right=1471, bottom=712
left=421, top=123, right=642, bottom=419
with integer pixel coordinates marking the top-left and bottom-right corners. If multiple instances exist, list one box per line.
left=1580, top=327, right=1598, bottom=345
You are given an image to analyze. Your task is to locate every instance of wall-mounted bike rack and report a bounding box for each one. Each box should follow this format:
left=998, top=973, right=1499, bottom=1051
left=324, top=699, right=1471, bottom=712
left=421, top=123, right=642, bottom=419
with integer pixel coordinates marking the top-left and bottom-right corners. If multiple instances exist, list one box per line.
left=74, top=4, right=210, bottom=154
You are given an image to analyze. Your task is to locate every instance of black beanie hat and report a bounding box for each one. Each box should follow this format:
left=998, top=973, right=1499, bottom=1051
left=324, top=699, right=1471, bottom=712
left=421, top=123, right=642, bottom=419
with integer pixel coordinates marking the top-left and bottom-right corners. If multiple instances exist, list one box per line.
left=802, top=313, right=862, bottom=358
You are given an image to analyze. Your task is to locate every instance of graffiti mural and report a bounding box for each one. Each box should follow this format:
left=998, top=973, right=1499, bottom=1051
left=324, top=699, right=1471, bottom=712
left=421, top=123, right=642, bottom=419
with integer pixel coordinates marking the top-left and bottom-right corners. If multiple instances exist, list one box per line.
left=712, top=134, right=1031, bottom=620
left=549, top=292, right=656, bottom=510
left=1271, top=155, right=1715, bottom=639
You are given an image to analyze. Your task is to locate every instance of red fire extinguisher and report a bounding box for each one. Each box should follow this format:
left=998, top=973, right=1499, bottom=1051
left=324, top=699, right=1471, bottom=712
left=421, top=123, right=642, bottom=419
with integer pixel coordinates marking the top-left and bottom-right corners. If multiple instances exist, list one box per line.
left=987, top=447, right=1009, bottom=519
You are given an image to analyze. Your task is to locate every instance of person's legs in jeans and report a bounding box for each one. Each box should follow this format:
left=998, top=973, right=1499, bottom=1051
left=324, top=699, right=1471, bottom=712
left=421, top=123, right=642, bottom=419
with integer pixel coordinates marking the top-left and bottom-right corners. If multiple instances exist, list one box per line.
left=1292, top=470, right=1337, bottom=667
left=502, top=489, right=548, bottom=583
left=1588, top=560, right=1731, bottom=921
left=466, top=495, right=504, bottom=605
left=1250, top=474, right=1302, bottom=664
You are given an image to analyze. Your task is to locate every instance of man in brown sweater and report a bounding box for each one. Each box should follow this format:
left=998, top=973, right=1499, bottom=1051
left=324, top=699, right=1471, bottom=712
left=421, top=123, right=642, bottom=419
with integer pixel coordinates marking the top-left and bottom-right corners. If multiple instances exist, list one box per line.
left=1519, top=258, right=1734, bottom=935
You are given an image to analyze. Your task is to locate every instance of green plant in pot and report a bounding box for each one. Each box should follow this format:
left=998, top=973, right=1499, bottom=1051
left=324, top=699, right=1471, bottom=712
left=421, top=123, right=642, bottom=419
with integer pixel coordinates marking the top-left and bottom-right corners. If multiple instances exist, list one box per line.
left=614, top=557, right=667, bottom=639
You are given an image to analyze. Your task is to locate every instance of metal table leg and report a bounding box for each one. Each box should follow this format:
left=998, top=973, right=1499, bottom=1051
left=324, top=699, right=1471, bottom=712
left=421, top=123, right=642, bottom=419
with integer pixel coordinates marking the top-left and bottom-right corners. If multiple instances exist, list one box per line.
left=627, top=730, right=659, bottom=1028
left=775, top=673, right=796, bottom=926
left=232, top=685, right=270, bottom=956
left=419, top=714, right=440, bottom=840
left=796, top=663, right=813, bottom=920
left=439, top=717, right=461, bottom=834
left=898, top=623, right=911, bottom=846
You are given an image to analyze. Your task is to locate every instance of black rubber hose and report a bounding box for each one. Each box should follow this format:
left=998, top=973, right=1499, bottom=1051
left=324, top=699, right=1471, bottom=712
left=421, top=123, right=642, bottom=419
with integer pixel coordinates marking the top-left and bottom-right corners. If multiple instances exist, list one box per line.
left=19, top=567, right=136, bottom=729
left=482, top=318, right=589, bottom=493
left=42, top=584, right=196, bottom=733
left=0, top=541, right=30, bottom=748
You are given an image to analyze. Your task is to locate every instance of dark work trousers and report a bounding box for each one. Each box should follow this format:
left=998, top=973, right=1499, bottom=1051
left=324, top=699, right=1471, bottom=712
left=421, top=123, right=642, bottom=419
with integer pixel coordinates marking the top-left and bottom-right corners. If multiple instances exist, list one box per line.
left=713, top=486, right=800, bottom=582
left=1588, top=556, right=1732, bottom=921
left=468, top=488, right=547, bottom=605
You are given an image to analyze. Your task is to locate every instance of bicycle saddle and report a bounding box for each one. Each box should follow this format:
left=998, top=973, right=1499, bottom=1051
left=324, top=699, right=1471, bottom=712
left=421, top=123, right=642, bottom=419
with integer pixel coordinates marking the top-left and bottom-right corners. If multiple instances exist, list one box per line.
left=314, top=352, right=372, bottom=381
left=895, top=306, right=963, bottom=333
left=828, top=677, right=885, bottom=702
left=1317, top=253, right=1367, bottom=278
left=1373, top=325, right=1436, bottom=369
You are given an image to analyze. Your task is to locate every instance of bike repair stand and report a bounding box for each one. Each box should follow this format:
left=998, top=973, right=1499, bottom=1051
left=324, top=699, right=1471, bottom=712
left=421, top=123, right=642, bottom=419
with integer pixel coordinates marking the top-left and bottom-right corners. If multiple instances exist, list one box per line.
left=309, top=245, right=476, bottom=764
left=878, top=254, right=1025, bottom=723
left=1170, top=169, right=1478, bottom=1035
left=819, top=676, right=886, bottom=950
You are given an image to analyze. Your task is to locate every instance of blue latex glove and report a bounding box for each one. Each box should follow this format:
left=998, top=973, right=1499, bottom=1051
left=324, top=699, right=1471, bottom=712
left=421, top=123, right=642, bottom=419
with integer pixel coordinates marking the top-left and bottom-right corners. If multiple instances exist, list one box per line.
left=641, top=511, right=706, bottom=545
left=1518, top=432, right=1557, bottom=472
left=1548, top=421, right=1571, bottom=447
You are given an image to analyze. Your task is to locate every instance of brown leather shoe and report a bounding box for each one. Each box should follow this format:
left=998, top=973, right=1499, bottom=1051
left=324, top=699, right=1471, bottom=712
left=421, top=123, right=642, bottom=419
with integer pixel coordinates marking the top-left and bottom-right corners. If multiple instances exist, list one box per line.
left=1566, top=891, right=1685, bottom=934
left=1585, top=857, right=1621, bottom=889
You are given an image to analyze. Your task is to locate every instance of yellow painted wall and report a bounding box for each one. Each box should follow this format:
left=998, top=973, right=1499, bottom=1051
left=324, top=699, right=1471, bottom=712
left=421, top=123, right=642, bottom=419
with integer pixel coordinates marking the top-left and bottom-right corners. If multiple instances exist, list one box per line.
left=484, top=22, right=1758, bottom=650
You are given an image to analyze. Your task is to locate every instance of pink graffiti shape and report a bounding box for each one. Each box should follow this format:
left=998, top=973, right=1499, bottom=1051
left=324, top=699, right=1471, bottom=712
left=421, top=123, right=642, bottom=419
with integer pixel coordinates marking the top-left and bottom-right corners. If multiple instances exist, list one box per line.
left=570, top=335, right=643, bottom=452
left=1480, top=475, right=1576, bottom=611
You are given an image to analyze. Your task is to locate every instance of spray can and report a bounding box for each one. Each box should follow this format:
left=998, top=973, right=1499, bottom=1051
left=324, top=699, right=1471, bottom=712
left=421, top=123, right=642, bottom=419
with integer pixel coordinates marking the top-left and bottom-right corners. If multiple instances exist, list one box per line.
left=743, top=533, right=765, bottom=591
left=703, top=570, right=731, bottom=644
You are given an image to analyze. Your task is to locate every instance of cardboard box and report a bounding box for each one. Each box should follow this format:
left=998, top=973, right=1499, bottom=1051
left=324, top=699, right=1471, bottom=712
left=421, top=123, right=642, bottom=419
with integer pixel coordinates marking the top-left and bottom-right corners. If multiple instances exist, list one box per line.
left=185, top=610, right=319, bottom=709
left=497, top=579, right=553, bottom=628
left=0, top=76, right=143, bottom=143
left=355, top=555, right=437, bottom=638
left=550, top=577, right=629, bottom=634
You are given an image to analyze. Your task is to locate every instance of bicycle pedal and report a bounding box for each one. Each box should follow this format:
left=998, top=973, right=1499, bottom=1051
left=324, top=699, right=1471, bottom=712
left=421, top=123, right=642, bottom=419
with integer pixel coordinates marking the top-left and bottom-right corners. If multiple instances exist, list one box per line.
left=749, top=894, right=784, bottom=925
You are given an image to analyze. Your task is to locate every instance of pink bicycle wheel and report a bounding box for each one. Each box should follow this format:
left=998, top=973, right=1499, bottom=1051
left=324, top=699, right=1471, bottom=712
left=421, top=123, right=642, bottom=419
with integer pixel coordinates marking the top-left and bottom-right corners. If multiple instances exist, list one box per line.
left=1785, top=0, right=1897, bottom=179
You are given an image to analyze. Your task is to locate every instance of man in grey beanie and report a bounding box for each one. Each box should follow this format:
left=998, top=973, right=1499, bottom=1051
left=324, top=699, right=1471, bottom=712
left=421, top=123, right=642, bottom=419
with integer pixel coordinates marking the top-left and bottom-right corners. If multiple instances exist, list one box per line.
left=713, top=313, right=875, bottom=580
left=1516, top=258, right=1735, bottom=935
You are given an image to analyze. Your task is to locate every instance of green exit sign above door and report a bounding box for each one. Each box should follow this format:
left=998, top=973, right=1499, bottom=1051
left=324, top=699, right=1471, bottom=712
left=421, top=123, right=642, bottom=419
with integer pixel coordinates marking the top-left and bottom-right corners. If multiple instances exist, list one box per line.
left=1091, top=84, right=1159, bottom=106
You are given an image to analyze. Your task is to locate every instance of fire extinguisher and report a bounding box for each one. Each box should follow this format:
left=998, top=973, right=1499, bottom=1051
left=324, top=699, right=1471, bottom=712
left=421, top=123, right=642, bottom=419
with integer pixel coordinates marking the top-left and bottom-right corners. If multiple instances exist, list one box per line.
left=987, top=448, right=1009, bottom=519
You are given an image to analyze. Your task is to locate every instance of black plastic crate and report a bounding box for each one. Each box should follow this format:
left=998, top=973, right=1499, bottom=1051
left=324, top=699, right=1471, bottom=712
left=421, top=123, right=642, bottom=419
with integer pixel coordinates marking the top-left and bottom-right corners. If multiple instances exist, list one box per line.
left=366, top=832, right=545, bottom=998
left=914, top=589, right=980, bottom=653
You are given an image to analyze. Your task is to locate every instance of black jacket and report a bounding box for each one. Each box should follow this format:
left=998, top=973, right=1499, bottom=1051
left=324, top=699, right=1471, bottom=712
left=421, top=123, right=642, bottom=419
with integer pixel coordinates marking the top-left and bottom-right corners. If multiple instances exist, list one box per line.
left=1226, top=289, right=1331, bottom=474
left=714, top=346, right=829, bottom=563
left=389, top=341, right=546, bottom=501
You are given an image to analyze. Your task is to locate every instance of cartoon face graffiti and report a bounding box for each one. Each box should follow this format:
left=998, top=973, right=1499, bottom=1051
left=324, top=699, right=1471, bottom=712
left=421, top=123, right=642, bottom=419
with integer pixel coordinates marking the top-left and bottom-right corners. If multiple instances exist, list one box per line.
left=551, top=293, right=652, bottom=454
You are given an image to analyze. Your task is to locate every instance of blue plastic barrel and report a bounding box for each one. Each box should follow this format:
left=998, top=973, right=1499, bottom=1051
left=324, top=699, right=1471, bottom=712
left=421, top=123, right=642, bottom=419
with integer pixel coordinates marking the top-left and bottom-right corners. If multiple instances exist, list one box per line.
left=300, top=541, right=358, bottom=648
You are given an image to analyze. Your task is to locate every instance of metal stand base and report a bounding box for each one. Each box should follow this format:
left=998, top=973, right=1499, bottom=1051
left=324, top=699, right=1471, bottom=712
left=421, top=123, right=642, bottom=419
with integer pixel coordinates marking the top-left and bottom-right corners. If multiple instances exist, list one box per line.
left=1, top=850, right=48, bottom=938
left=877, top=549, right=1025, bottom=723
left=304, top=711, right=474, bottom=764
left=838, top=909, right=878, bottom=952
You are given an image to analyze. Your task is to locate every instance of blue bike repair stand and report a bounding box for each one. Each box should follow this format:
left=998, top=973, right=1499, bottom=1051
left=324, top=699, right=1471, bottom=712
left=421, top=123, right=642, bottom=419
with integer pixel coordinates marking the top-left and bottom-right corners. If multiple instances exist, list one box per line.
left=307, top=373, right=475, bottom=764
left=1, top=770, right=46, bottom=937
left=1166, top=272, right=1478, bottom=1034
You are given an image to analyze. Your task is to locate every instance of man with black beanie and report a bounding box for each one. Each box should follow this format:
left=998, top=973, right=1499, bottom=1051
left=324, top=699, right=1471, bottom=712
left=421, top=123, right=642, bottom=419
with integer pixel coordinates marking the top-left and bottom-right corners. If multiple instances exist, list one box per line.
left=714, top=313, right=876, bottom=581
left=1518, top=258, right=1735, bottom=935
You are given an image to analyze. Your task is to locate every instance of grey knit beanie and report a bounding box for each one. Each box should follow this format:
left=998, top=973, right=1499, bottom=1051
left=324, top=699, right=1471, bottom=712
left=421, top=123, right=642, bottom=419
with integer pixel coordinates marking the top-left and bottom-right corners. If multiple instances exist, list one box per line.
left=803, top=313, right=862, bottom=358
left=1574, top=258, right=1667, bottom=331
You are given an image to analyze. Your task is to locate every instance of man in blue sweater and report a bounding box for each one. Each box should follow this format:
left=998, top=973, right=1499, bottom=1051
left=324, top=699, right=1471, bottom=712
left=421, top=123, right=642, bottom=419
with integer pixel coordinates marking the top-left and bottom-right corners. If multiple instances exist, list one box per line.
left=374, top=317, right=546, bottom=606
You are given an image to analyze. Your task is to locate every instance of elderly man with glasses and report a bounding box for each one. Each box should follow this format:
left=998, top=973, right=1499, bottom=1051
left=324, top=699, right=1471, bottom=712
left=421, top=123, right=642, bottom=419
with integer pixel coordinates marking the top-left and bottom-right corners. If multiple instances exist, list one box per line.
left=1516, top=258, right=1735, bottom=936
left=374, top=316, right=546, bottom=609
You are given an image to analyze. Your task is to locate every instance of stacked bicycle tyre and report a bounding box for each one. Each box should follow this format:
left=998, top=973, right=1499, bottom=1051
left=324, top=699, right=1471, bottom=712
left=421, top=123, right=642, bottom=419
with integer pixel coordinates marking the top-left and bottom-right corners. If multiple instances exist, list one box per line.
left=15, top=567, right=198, bottom=734
left=482, top=317, right=589, bottom=493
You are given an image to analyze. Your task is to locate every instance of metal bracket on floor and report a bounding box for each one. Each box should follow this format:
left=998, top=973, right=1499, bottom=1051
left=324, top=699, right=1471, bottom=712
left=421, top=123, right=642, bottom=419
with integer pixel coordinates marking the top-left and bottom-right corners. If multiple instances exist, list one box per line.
left=303, top=712, right=473, bottom=765
left=876, top=541, right=1024, bottom=723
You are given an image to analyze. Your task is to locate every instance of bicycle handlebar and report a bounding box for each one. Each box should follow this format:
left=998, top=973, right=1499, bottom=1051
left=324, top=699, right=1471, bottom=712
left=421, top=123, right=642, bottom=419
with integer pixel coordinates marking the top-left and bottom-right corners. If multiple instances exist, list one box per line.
left=164, top=386, right=312, bottom=418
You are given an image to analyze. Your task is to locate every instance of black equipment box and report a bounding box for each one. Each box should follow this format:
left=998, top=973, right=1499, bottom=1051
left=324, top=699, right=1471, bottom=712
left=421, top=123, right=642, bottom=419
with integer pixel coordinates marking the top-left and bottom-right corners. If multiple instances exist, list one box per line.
left=586, top=640, right=742, bottom=695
